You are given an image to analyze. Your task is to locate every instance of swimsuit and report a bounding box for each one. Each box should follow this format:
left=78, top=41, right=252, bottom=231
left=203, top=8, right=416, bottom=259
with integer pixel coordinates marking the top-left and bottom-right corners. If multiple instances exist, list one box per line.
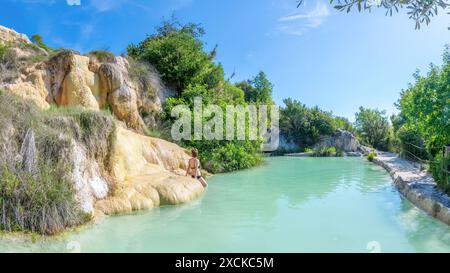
left=190, top=159, right=202, bottom=179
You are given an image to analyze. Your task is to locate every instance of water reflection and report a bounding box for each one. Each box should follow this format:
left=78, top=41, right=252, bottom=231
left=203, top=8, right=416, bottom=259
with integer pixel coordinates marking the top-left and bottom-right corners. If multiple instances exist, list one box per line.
left=397, top=198, right=450, bottom=252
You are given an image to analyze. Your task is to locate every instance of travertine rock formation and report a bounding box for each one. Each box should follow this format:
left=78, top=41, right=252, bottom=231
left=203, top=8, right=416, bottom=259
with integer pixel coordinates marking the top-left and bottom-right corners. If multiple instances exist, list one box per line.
left=0, top=25, right=166, bottom=133
left=0, top=25, right=205, bottom=220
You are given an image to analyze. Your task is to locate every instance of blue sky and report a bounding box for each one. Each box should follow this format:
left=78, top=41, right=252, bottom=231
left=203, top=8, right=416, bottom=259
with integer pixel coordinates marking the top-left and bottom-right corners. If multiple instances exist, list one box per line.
left=1, top=0, right=449, bottom=120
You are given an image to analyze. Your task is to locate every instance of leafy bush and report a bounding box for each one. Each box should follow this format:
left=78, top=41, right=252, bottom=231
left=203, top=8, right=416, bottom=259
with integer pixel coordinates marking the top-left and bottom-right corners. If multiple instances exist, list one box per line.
left=313, top=146, right=337, bottom=157
left=367, top=152, right=377, bottom=162
left=200, top=141, right=263, bottom=173
left=430, top=154, right=450, bottom=194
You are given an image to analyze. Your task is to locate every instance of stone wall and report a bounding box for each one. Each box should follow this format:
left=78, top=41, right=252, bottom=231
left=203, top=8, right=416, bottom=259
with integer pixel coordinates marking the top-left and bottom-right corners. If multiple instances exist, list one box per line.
left=372, top=152, right=450, bottom=226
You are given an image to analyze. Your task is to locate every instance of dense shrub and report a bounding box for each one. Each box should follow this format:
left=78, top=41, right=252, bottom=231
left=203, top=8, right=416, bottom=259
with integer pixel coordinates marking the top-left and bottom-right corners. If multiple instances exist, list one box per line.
left=200, top=141, right=262, bottom=173
left=430, top=154, right=450, bottom=194
left=280, top=98, right=337, bottom=149
left=312, top=146, right=338, bottom=157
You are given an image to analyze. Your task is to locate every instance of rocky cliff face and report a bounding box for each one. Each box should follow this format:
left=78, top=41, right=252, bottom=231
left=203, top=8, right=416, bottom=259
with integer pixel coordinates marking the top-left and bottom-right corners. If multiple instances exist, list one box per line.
left=0, top=25, right=204, bottom=226
left=0, top=25, right=168, bottom=133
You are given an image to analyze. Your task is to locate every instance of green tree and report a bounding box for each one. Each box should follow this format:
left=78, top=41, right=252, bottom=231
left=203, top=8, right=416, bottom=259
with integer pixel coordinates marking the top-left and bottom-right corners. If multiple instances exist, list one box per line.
left=334, top=116, right=355, bottom=134
left=127, top=18, right=218, bottom=93
left=31, top=34, right=51, bottom=51
left=237, top=71, right=274, bottom=104
left=396, top=46, right=450, bottom=157
left=354, top=106, right=391, bottom=150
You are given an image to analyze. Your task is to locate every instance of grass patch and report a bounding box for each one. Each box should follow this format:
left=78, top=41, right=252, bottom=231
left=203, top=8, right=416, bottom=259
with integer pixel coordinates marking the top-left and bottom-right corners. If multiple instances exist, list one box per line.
left=87, top=50, right=115, bottom=63
left=0, top=92, right=116, bottom=235
left=312, top=146, right=339, bottom=157
left=0, top=43, right=10, bottom=61
left=128, top=57, right=157, bottom=99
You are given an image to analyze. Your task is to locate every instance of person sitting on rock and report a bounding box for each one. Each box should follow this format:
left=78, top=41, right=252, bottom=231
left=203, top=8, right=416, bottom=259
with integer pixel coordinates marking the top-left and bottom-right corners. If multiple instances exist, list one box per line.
left=186, top=148, right=208, bottom=188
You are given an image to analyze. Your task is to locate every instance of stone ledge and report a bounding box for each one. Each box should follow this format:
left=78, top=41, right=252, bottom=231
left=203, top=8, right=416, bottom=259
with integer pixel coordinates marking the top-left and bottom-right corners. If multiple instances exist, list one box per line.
left=372, top=152, right=450, bottom=225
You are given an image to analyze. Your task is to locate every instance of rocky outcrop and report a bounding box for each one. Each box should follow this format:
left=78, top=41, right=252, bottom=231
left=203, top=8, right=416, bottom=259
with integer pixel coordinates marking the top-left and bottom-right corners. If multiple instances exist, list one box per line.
left=0, top=25, right=205, bottom=225
left=0, top=25, right=168, bottom=133
left=315, top=129, right=360, bottom=152
left=373, top=152, right=450, bottom=226
left=0, top=25, right=31, bottom=44
left=96, top=126, right=205, bottom=215
left=78, top=126, right=205, bottom=216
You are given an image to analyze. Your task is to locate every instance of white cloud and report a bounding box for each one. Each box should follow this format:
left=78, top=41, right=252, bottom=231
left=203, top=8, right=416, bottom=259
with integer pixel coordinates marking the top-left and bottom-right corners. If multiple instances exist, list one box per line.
left=88, top=0, right=191, bottom=13
left=279, top=2, right=330, bottom=22
left=66, top=0, right=80, bottom=5
left=277, top=1, right=330, bottom=36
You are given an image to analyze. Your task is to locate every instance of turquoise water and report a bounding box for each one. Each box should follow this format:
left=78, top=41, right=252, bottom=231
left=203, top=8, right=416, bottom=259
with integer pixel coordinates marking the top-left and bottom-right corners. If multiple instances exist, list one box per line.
left=1, top=157, right=450, bottom=253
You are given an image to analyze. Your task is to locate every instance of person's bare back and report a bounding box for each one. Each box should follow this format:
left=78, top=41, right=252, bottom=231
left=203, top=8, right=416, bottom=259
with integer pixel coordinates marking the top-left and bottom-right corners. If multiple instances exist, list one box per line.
left=185, top=148, right=208, bottom=188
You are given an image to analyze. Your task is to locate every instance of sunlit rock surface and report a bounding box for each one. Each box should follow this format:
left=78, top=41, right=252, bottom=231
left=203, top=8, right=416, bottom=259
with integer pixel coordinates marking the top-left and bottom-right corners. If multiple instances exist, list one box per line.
left=95, top=126, right=205, bottom=215
left=0, top=25, right=167, bottom=132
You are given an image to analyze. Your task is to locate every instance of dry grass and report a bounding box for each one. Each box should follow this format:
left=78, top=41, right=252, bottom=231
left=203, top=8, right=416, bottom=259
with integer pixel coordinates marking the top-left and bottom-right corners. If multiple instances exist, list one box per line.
left=0, top=91, right=116, bottom=235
